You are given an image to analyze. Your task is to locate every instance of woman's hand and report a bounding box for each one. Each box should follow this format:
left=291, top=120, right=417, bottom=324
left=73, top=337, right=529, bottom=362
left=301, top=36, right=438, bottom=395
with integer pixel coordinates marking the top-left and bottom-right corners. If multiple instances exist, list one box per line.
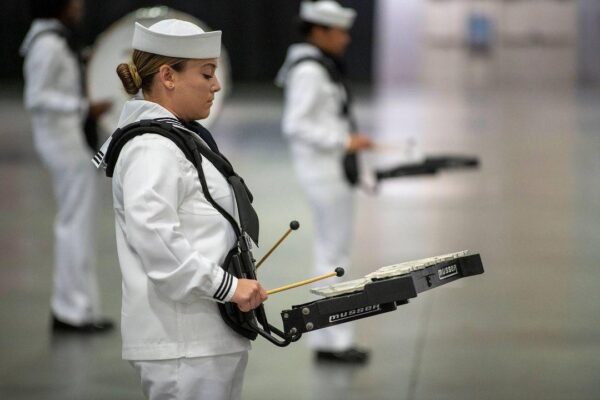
left=347, top=133, right=374, bottom=153
left=231, top=279, right=268, bottom=312
left=88, top=100, right=113, bottom=120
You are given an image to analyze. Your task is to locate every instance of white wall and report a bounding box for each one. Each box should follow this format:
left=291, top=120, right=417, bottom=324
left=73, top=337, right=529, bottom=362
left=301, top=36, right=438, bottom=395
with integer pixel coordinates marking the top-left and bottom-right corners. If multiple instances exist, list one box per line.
left=374, top=0, right=425, bottom=86
left=375, top=0, right=579, bottom=88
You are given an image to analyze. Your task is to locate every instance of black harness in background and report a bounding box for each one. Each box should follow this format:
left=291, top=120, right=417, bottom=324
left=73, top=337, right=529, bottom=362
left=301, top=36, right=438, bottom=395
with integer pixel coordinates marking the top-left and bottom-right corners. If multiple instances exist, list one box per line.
left=102, top=120, right=294, bottom=346
left=286, top=53, right=360, bottom=186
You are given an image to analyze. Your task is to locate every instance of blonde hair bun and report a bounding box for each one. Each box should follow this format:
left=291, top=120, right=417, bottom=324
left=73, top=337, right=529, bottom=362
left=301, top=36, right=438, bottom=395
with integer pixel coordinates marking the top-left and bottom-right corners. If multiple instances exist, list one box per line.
left=116, top=62, right=142, bottom=95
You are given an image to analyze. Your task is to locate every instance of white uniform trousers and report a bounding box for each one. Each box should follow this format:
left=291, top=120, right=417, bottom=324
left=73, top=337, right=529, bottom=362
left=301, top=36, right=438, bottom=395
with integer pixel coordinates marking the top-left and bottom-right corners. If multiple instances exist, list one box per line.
left=38, top=140, right=101, bottom=325
left=301, top=177, right=355, bottom=351
left=131, top=352, right=249, bottom=400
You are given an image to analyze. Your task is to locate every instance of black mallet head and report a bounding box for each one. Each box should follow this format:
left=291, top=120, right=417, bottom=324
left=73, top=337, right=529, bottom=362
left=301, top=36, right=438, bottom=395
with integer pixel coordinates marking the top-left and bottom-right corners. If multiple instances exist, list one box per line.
left=289, top=220, right=300, bottom=230
left=335, top=267, right=345, bottom=277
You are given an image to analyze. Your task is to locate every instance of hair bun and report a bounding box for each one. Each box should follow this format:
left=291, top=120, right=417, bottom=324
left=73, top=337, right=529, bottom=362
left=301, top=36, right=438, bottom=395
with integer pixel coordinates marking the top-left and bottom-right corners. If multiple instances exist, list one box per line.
left=128, top=63, right=142, bottom=89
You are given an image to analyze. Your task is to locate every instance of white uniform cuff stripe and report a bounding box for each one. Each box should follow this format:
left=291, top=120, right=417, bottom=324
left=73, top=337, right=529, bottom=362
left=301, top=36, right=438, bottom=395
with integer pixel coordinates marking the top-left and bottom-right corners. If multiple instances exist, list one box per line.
left=214, top=271, right=233, bottom=301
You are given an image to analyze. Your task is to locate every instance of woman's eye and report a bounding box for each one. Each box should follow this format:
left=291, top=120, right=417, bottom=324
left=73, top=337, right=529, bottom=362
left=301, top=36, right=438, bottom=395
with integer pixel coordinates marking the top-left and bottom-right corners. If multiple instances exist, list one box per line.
left=203, top=74, right=213, bottom=79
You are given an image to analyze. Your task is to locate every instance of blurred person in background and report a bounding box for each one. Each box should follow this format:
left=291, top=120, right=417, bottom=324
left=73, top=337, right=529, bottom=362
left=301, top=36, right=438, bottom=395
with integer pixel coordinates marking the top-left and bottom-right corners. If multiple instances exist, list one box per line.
left=19, top=0, right=112, bottom=333
left=276, top=0, right=373, bottom=364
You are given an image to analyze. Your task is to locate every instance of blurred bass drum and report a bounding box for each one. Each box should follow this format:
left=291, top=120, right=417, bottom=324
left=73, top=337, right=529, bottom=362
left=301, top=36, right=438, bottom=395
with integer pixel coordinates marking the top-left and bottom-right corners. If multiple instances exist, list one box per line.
left=87, top=6, right=231, bottom=135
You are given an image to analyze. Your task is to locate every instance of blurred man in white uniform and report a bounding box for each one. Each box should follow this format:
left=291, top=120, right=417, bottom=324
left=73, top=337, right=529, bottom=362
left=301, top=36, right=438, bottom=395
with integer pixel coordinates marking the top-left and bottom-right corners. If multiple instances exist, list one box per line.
left=20, top=0, right=112, bottom=333
left=276, top=0, right=372, bottom=364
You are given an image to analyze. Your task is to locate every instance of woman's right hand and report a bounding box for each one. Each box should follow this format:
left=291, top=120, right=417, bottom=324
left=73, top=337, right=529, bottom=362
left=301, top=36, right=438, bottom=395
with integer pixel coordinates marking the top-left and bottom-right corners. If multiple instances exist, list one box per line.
left=231, top=279, right=268, bottom=312
left=347, top=133, right=374, bottom=153
left=89, top=100, right=113, bottom=120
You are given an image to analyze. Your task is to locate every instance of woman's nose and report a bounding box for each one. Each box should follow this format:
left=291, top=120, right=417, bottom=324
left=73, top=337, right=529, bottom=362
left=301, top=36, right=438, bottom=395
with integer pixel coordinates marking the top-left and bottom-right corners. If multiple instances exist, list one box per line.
left=212, top=76, right=221, bottom=93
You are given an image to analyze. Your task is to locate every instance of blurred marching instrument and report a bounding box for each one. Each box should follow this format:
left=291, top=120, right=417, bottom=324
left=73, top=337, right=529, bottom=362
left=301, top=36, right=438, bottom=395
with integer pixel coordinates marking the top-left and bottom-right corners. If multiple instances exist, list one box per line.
left=365, top=136, right=480, bottom=183
left=372, top=142, right=414, bottom=153
left=87, top=6, right=231, bottom=136
left=372, top=149, right=480, bottom=181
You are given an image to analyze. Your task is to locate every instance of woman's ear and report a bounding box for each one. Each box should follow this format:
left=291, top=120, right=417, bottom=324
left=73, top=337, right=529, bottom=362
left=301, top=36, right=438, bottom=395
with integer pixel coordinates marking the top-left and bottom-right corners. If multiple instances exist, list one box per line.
left=158, top=65, right=176, bottom=90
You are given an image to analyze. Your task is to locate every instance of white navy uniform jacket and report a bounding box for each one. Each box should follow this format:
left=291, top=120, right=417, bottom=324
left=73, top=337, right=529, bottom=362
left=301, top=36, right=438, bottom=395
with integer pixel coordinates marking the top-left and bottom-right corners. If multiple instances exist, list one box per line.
left=276, top=43, right=351, bottom=183
left=20, top=19, right=89, bottom=162
left=101, top=99, right=250, bottom=360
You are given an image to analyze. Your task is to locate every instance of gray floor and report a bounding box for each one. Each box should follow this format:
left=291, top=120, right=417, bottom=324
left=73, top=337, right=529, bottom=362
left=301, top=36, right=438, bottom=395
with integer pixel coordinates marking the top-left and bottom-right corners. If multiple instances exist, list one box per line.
left=1, top=82, right=599, bottom=400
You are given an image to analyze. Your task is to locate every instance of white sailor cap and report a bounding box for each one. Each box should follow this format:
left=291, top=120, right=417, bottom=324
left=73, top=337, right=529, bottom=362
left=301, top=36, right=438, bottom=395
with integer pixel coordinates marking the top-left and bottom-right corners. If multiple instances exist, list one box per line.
left=300, top=1, right=356, bottom=30
left=132, top=19, right=221, bottom=59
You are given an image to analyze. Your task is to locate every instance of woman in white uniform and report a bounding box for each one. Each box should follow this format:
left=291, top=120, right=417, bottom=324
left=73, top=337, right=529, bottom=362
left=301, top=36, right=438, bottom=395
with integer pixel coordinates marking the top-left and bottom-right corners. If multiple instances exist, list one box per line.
left=20, top=0, right=112, bottom=332
left=276, top=1, right=372, bottom=363
left=98, top=19, right=268, bottom=400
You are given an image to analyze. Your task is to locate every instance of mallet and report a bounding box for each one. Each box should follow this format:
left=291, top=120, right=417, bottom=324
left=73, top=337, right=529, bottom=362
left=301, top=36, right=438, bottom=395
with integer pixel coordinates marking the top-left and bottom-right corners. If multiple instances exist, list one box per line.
left=256, top=220, right=300, bottom=269
left=267, top=267, right=345, bottom=295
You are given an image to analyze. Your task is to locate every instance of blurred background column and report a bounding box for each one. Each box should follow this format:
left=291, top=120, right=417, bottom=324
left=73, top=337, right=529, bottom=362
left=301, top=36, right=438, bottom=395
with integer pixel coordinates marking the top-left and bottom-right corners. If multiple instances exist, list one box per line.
left=579, top=0, right=600, bottom=86
left=371, top=0, right=425, bottom=165
left=374, top=0, right=423, bottom=87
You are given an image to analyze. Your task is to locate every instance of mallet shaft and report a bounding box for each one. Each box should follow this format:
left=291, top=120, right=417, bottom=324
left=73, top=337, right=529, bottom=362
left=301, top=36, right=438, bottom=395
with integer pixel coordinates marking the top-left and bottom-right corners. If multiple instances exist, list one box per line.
left=267, top=268, right=344, bottom=295
left=256, top=229, right=292, bottom=269
left=256, top=221, right=299, bottom=270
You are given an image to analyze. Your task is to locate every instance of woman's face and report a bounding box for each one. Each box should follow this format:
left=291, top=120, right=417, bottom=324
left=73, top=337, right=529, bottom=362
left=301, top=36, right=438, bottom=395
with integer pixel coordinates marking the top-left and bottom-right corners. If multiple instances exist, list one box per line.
left=313, top=26, right=351, bottom=56
left=170, top=59, right=221, bottom=121
left=61, top=0, right=84, bottom=27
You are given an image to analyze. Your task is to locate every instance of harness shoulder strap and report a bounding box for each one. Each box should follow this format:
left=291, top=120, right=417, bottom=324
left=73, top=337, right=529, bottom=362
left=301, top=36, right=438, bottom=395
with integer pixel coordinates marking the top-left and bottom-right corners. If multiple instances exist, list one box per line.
left=103, top=119, right=249, bottom=239
left=189, top=135, right=258, bottom=241
left=287, top=55, right=342, bottom=83
left=104, top=120, right=192, bottom=177
left=181, top=133, right=243, bottom=239
left=189, top=134, right=234, bottom=178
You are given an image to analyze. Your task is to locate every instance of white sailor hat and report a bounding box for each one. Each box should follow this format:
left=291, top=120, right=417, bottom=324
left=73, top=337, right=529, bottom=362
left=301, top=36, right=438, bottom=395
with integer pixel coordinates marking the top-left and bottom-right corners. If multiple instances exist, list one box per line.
left=300, top=1, right=356, bottom=30
left=132, top=19, right=221, bottom=59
